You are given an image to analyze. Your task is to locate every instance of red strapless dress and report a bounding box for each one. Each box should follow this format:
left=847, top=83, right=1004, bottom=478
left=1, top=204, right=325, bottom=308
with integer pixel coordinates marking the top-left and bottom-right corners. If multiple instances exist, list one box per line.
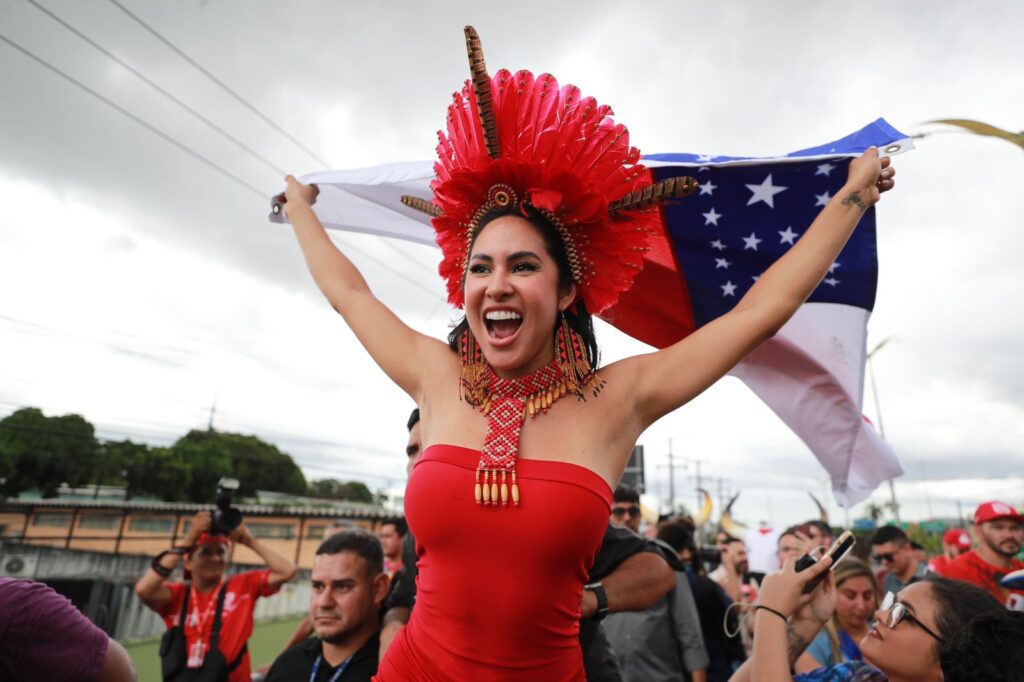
left=375, top=444, right=612, bottom=681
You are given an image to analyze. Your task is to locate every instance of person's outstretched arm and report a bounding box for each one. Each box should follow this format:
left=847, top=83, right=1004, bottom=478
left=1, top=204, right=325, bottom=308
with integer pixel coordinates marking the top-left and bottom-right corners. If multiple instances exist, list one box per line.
left=231, top=524, right=298, bottom=588
left=729, top=556, right=835, bottom=682
left=623, top=149, right=895, bottom=427
left=283, top=176, right=449, bottom=400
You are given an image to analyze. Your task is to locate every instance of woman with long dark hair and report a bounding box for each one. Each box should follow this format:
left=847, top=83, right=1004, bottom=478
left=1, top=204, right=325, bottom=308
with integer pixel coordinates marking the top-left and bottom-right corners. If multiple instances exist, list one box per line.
left=732, top=559, right=1024, bottom=681
left=282, top=26, right=895, bottom=681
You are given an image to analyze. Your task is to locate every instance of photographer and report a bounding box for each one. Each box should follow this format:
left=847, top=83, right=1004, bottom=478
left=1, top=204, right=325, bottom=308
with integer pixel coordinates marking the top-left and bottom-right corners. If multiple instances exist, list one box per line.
left=135, top=510, right=298, bottom=682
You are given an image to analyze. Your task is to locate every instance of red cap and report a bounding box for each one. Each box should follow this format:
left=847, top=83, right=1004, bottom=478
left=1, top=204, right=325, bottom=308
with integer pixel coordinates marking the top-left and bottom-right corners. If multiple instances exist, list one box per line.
left=942, top=528, right=972, bottom=550
left=974, top=500, right=1023, bottom=525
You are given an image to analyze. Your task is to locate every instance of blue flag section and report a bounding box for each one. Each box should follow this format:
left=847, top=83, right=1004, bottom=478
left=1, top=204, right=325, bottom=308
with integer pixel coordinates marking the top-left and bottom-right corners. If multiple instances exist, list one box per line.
left=652, top=159, right=879, bottom=328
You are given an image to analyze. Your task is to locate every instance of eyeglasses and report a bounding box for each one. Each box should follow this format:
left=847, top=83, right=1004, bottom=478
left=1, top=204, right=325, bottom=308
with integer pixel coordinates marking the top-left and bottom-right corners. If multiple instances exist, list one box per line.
left=879, top=592, right=945, bottom=643
left=871, top=552, right=896, bottom=563
left=612, top=506, right=641, bottom=518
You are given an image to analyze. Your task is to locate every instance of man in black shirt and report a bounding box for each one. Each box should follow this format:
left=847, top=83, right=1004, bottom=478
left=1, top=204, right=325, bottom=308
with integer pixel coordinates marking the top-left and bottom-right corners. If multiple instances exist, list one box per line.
left=266, top=529, right=389, bottom=682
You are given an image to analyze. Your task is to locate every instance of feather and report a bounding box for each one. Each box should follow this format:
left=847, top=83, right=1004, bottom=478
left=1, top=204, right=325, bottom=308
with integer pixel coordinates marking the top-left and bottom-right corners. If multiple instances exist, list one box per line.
left=401, top=195, right=443, bottom=217
left=464, top=26, right=500, bottom=158
left=608, top=176, right=699, bottom=212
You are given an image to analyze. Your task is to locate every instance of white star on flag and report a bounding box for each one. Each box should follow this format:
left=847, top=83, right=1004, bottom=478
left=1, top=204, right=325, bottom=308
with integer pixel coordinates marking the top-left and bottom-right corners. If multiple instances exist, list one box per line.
left=778, top=226, right=799, bottom=245
left=816, top=163, right=836, bottom=176
left=829, top=262, right=841, bottom=273
left=824, top=277, right=840, bottom=286
left=745, top=174, right=787, bottom=208
left=743, top=232, right=762, bottom=250
left=696, top=153, right=714, bottom=162
left=715, top=258, right=731, bottom=269
left=711, top=239, right=726, bottom=251
left=815, top=191, right=831, bottom=207
left=702, top=208, right=722, bottom=226
left=721, top=281, right=737, bottom=297
left=699, top=180, right=717, bottom=196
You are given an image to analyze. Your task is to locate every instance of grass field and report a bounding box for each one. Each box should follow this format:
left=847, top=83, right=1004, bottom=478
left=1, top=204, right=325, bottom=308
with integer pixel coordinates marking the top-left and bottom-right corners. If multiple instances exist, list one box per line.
left=123, top=614, right=306, bottom=682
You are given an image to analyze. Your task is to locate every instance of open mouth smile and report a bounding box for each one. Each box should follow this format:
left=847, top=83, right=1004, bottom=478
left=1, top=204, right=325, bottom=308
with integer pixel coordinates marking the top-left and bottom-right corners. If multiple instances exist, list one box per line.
left=484, top=309, right=523, bottom=345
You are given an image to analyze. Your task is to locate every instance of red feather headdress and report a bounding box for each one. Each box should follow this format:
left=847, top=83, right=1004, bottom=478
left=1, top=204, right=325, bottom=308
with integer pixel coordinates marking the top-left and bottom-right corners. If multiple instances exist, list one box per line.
left=402, top=27, right=697, bottom=315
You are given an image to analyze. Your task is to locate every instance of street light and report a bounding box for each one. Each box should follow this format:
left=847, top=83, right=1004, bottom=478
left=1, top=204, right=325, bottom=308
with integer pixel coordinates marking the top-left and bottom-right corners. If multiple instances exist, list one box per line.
left=867, top=337, right=901, bottom=523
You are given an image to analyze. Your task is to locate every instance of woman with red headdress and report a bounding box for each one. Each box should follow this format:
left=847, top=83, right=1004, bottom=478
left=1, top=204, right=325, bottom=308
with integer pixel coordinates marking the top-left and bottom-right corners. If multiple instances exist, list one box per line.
left=280, top=26, right=895, bottom=681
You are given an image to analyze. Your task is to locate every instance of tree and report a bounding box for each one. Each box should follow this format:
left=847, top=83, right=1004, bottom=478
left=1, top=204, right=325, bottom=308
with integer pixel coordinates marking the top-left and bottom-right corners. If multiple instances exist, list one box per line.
left=308, top=478, right=374, bottom=504
left=170, top=429, right=306, bottom=502
left=0, top=408, right=99, bottom=497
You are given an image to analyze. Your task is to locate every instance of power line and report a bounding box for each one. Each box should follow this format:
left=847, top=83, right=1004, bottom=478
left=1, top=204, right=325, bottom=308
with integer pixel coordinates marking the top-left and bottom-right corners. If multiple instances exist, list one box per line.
left=0, top=33, right=441, bottom=300
left=26, top=0, right=285, bottom=176
left=0, top=31, right=265, bottom=197
left=104, top=0, right=330, bottom=168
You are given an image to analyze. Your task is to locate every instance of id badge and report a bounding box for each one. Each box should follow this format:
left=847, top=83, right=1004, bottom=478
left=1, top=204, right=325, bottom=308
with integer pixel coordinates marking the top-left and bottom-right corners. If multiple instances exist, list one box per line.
left=186, top=639, right=206, bottom=669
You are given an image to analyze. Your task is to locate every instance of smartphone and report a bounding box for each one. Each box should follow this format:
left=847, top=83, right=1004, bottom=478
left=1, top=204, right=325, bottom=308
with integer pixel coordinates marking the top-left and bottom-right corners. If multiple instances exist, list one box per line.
left=795, top=530, right=856, bottom=594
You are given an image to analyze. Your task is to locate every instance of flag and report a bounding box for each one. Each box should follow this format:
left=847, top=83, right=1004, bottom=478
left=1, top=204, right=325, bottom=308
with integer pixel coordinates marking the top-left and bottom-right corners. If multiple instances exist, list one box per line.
left=270, top=118, right=908, bottom=506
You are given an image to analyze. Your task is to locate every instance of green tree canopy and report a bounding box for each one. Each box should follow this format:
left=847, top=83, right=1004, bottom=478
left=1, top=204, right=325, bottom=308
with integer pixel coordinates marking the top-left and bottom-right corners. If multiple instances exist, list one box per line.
left=0, top=408, right=99, bottom=497
left=308, top=478, right=374, bottom=504
left=171, top=430, right=307, bottom=502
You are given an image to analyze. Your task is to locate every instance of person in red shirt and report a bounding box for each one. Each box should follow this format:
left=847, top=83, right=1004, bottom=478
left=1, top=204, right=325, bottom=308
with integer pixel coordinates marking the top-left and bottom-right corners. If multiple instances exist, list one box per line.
left=943, top=500, right=1024, bottom=611
left=135, top=510, right=298, bottom=681
left=928, top=527, right=972, bottom=576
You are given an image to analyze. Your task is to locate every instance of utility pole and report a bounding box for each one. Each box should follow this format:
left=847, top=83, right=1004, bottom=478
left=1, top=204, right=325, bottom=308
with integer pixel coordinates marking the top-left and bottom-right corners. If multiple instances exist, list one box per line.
left=868, top=337, right=901, bottom=523
left=667, top=438, right=675, bottom=515
left=207, top=392, right=219, bottom=432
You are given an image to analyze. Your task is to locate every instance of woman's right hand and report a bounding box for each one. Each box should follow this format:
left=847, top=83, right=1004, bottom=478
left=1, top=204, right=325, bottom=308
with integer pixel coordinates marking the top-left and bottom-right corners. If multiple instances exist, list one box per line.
left=757, top=555, right=834, bottom=621
left=283, top=174, right=319, bottom=216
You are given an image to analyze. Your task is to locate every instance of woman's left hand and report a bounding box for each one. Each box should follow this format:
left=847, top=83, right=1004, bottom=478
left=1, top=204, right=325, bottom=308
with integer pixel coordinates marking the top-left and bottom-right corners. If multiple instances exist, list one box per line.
left=846, top=148, right=896, bottom=207
left=757, top=554, right=834, bottom=619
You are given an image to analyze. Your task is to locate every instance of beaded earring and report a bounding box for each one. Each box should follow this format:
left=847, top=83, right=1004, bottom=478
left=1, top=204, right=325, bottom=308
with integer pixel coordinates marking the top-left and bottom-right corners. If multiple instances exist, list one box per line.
left=554, top=308, right=604, bottom=398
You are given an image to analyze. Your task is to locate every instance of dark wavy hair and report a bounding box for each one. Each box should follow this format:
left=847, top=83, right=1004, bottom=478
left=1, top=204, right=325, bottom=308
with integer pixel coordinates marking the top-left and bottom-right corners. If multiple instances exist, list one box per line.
left=446, top=204, right=599, bottom=371
left=926, top=575, right=1024, bottom=681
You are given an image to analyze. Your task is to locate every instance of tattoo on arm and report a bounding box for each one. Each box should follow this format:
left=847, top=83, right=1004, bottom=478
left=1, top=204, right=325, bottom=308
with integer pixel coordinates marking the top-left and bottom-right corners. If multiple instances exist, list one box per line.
left=841, top=191, right=867, bottom=211
left=786, top=624, right=809, bottom=664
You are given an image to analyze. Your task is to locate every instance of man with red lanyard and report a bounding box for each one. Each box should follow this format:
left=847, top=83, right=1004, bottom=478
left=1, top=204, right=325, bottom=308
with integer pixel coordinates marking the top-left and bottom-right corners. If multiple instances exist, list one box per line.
left=135, top=510, right=298, bottom=681
left=943, top=500, right=1024, bottom=611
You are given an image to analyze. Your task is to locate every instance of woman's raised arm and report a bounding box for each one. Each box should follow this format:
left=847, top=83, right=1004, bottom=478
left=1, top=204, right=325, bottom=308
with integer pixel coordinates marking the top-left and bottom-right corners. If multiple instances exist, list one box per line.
left=283, top=175, right=448, bottom=399
left=624, top=149, right=895, bottom=427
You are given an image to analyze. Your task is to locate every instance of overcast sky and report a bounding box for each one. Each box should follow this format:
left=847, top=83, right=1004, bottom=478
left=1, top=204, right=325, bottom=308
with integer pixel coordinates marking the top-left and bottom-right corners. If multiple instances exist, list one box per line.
left=1, top=0, right=1022, bottom=528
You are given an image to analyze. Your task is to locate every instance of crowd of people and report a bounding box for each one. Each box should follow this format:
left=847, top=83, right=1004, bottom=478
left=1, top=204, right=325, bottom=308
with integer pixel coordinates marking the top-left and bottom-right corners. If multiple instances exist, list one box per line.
left=6, top=24, right=1024, bottom=682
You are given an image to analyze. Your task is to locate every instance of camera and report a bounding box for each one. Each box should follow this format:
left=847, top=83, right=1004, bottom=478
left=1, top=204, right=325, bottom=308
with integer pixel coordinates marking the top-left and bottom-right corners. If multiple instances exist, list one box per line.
left=211, top=478, right=242, bottom=536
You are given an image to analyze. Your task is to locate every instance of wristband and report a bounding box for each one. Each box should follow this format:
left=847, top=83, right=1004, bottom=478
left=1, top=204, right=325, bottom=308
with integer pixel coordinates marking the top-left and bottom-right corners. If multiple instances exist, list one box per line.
left=151, top=546, right=190, bottom=578
left=754, top=604, right=789, bottom=623
left=584, top=581, right=609, bottom=622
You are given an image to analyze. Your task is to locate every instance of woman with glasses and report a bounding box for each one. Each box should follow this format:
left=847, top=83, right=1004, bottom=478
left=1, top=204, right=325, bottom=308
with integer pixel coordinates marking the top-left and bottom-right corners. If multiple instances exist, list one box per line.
left=794, top=558, right=880, bottom=673
left=729, top=555, right=1024, bottom=681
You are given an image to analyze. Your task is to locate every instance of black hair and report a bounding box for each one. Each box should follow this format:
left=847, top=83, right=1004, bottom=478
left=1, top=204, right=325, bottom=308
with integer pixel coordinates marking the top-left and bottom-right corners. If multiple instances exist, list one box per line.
left=656, top=517, right=705, bottom=573
left=778, top=525, right=802, bottom=547
left=720, top=537, right=744, bottom=548
left=910, top=541, right=925, bottom=551
left=445, top=205, right=599, bottom=372
left=407, top=408, right=420, bottom=432
left=926, top=576, right=1024, bottom=681
left=316, top=528, right=384, bottom=576
left=804, top=520, right=832, bottom=537
left=870, top=525, right=909, bottom=547
left=613, top=484, right=640, bottom=505
left=380, top=518, right=408, bottom=537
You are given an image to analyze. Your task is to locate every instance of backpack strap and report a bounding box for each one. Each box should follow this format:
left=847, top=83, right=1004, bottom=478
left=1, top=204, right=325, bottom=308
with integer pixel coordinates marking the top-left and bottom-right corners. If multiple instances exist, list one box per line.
left=227, top=644, right=248, bottom=672
left=177, top=583, right=192, bottom=628
left=208, top=581, right=229, bottom=651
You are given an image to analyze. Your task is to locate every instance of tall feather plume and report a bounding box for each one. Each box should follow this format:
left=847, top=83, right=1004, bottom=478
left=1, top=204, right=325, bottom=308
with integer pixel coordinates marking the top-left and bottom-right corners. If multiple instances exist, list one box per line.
left=607, top=176, right=699, bottom=212
left=401, top=195, right=443, bottom=217
left=464, top=26, right=500, bottom=159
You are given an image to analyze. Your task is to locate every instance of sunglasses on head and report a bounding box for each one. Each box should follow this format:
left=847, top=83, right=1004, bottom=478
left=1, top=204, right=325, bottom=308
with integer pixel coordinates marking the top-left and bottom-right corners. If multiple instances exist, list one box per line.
left=879, top=592, right=945, bottom=643
left=612, top=506, right=641, bottom=518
